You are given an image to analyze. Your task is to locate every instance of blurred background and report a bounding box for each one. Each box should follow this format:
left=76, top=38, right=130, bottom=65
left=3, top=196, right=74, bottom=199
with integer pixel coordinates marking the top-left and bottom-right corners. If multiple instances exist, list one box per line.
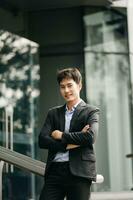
left=0, top=0, right=133, bottom=199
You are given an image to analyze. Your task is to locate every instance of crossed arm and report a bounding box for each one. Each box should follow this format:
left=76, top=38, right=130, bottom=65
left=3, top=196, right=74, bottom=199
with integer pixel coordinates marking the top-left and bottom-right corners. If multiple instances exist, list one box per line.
left=51, top=124, right=90, bottom=150
left=39, top=109, right=99, bottom=151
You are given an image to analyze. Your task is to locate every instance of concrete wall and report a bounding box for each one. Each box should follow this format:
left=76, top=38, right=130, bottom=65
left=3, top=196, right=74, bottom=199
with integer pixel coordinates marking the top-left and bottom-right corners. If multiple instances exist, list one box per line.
left=0, top=8, right=26, bottom=35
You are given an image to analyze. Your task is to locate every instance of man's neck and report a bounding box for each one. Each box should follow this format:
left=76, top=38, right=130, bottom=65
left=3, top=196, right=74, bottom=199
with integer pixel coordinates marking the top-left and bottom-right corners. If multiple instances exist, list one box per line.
left=67, top=98, right=81, bottom=111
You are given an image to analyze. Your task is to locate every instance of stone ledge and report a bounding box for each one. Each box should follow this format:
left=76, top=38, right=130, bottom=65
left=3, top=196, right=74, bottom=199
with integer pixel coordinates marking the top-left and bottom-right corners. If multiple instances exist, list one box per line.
left=91, top=191, right=133, bottom=200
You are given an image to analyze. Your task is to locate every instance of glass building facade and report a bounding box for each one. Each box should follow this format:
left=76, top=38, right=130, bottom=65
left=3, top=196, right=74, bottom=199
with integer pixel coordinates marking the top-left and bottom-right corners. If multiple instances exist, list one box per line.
left=0, top=31, right=40, bottom=199
left=84, top=7, right=133, bottom=192
left=0, top=1, right=133, bottom=199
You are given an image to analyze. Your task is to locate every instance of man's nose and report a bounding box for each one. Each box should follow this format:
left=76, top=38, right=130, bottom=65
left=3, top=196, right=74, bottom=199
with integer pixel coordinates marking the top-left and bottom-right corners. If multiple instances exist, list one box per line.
left=64, top=87, right=69, bottom=92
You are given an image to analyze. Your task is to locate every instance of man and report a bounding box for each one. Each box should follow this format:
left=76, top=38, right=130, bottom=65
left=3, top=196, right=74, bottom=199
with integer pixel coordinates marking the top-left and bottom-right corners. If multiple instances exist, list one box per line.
left=39, top=68, right=100, bottom=200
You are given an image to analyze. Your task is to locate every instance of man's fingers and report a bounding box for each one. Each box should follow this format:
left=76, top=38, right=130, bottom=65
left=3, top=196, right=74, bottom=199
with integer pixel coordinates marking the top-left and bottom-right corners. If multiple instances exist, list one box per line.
left=51, top=130, right=63, bottom=139
left=85, top=125, right=89, bottom=129
left=66, top=144, right=80, bottom=150
left=82, top=124, right=90, bottom=132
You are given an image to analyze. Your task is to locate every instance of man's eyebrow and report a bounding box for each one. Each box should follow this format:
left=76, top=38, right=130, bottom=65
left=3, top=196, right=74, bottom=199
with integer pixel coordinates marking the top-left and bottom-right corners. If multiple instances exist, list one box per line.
left=60, top=83, right=72, bottom=86
left=60, top=84, right=65, bottom=87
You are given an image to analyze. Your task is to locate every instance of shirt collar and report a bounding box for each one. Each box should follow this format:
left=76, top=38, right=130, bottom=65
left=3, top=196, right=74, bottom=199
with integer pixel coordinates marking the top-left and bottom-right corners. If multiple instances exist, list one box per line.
left=66, top=99, right=82, bottom=112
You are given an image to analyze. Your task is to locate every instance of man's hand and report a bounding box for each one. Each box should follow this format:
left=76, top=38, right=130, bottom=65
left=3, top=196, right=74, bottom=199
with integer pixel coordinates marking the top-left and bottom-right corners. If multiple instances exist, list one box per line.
left=66, top=144, right=80, bottom=150
left=51, top=130, right=63, bottom=140
left=82, top=124, right=90, bottom=133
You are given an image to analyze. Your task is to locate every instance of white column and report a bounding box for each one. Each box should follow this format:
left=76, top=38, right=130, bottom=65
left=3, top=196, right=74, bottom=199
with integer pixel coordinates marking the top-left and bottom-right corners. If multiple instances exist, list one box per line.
left=127, top=0, right=133, bottom=82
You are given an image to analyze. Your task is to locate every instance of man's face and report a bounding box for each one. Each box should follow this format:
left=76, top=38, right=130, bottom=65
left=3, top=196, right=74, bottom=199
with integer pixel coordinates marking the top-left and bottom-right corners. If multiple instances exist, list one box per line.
left=59, top=78, right=82, bottom=103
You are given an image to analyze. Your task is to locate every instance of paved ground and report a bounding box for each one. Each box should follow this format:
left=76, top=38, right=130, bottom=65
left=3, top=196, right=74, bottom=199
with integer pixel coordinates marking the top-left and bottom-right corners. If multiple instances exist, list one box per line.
left=91, top=191, right=133, bottom=200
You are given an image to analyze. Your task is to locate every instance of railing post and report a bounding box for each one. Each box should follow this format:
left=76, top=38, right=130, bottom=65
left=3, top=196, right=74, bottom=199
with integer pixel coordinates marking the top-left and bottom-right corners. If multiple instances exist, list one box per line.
left=0, top=161, right=4, bottom=200
left=5, top=105, right=14, bottom=173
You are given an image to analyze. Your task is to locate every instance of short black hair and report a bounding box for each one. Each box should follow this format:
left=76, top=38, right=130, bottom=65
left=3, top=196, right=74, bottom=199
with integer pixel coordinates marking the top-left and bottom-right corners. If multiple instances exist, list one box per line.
left=57, top=68, right=82, bottom=84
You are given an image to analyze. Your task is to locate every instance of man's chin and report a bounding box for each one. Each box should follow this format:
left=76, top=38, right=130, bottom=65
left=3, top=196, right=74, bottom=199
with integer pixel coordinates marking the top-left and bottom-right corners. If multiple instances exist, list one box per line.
left=65, top=98, right=74, bottom=103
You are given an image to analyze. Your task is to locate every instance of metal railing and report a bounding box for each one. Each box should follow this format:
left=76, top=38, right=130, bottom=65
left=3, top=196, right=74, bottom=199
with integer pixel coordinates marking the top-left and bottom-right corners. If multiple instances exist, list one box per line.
left=0, top=145, right=104, bottom=200
left=0, top=145, right=45, bottom=176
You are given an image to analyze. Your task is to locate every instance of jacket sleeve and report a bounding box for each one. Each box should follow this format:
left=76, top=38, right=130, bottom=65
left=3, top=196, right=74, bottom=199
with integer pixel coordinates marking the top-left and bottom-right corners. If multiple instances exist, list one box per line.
left=61, top=109, right=100, bottom=146
left=38, top=110, right=67, bottom=152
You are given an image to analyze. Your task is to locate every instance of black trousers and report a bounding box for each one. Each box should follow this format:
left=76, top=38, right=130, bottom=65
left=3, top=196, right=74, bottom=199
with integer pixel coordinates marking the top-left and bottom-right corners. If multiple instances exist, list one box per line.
left=39, top=162, right=92, bottom=200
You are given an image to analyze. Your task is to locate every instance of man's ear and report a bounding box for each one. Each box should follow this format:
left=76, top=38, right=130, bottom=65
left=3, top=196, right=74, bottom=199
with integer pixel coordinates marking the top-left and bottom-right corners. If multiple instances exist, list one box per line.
left=79, top=82, right=82, bottom=90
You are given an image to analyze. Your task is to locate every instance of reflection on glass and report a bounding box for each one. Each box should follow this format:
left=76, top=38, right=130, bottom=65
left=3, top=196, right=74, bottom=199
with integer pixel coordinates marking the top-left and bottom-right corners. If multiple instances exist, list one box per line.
left=84, top=9, right=128, bottom=53
left=0, top=30, right=40, bottom=199
left=84, top=9, right=132, bottom=192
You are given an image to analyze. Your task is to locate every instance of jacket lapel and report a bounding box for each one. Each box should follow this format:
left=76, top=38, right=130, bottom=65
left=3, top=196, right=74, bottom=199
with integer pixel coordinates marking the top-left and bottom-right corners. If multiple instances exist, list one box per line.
left=59, top=105, right=66, bottom=132
left=69, top=100, right=86, bottom=131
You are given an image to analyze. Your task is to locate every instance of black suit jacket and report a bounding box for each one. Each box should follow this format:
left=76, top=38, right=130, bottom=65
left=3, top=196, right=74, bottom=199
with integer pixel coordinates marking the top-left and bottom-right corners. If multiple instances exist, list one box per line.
left=39, top=100, right=100, bottom=181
